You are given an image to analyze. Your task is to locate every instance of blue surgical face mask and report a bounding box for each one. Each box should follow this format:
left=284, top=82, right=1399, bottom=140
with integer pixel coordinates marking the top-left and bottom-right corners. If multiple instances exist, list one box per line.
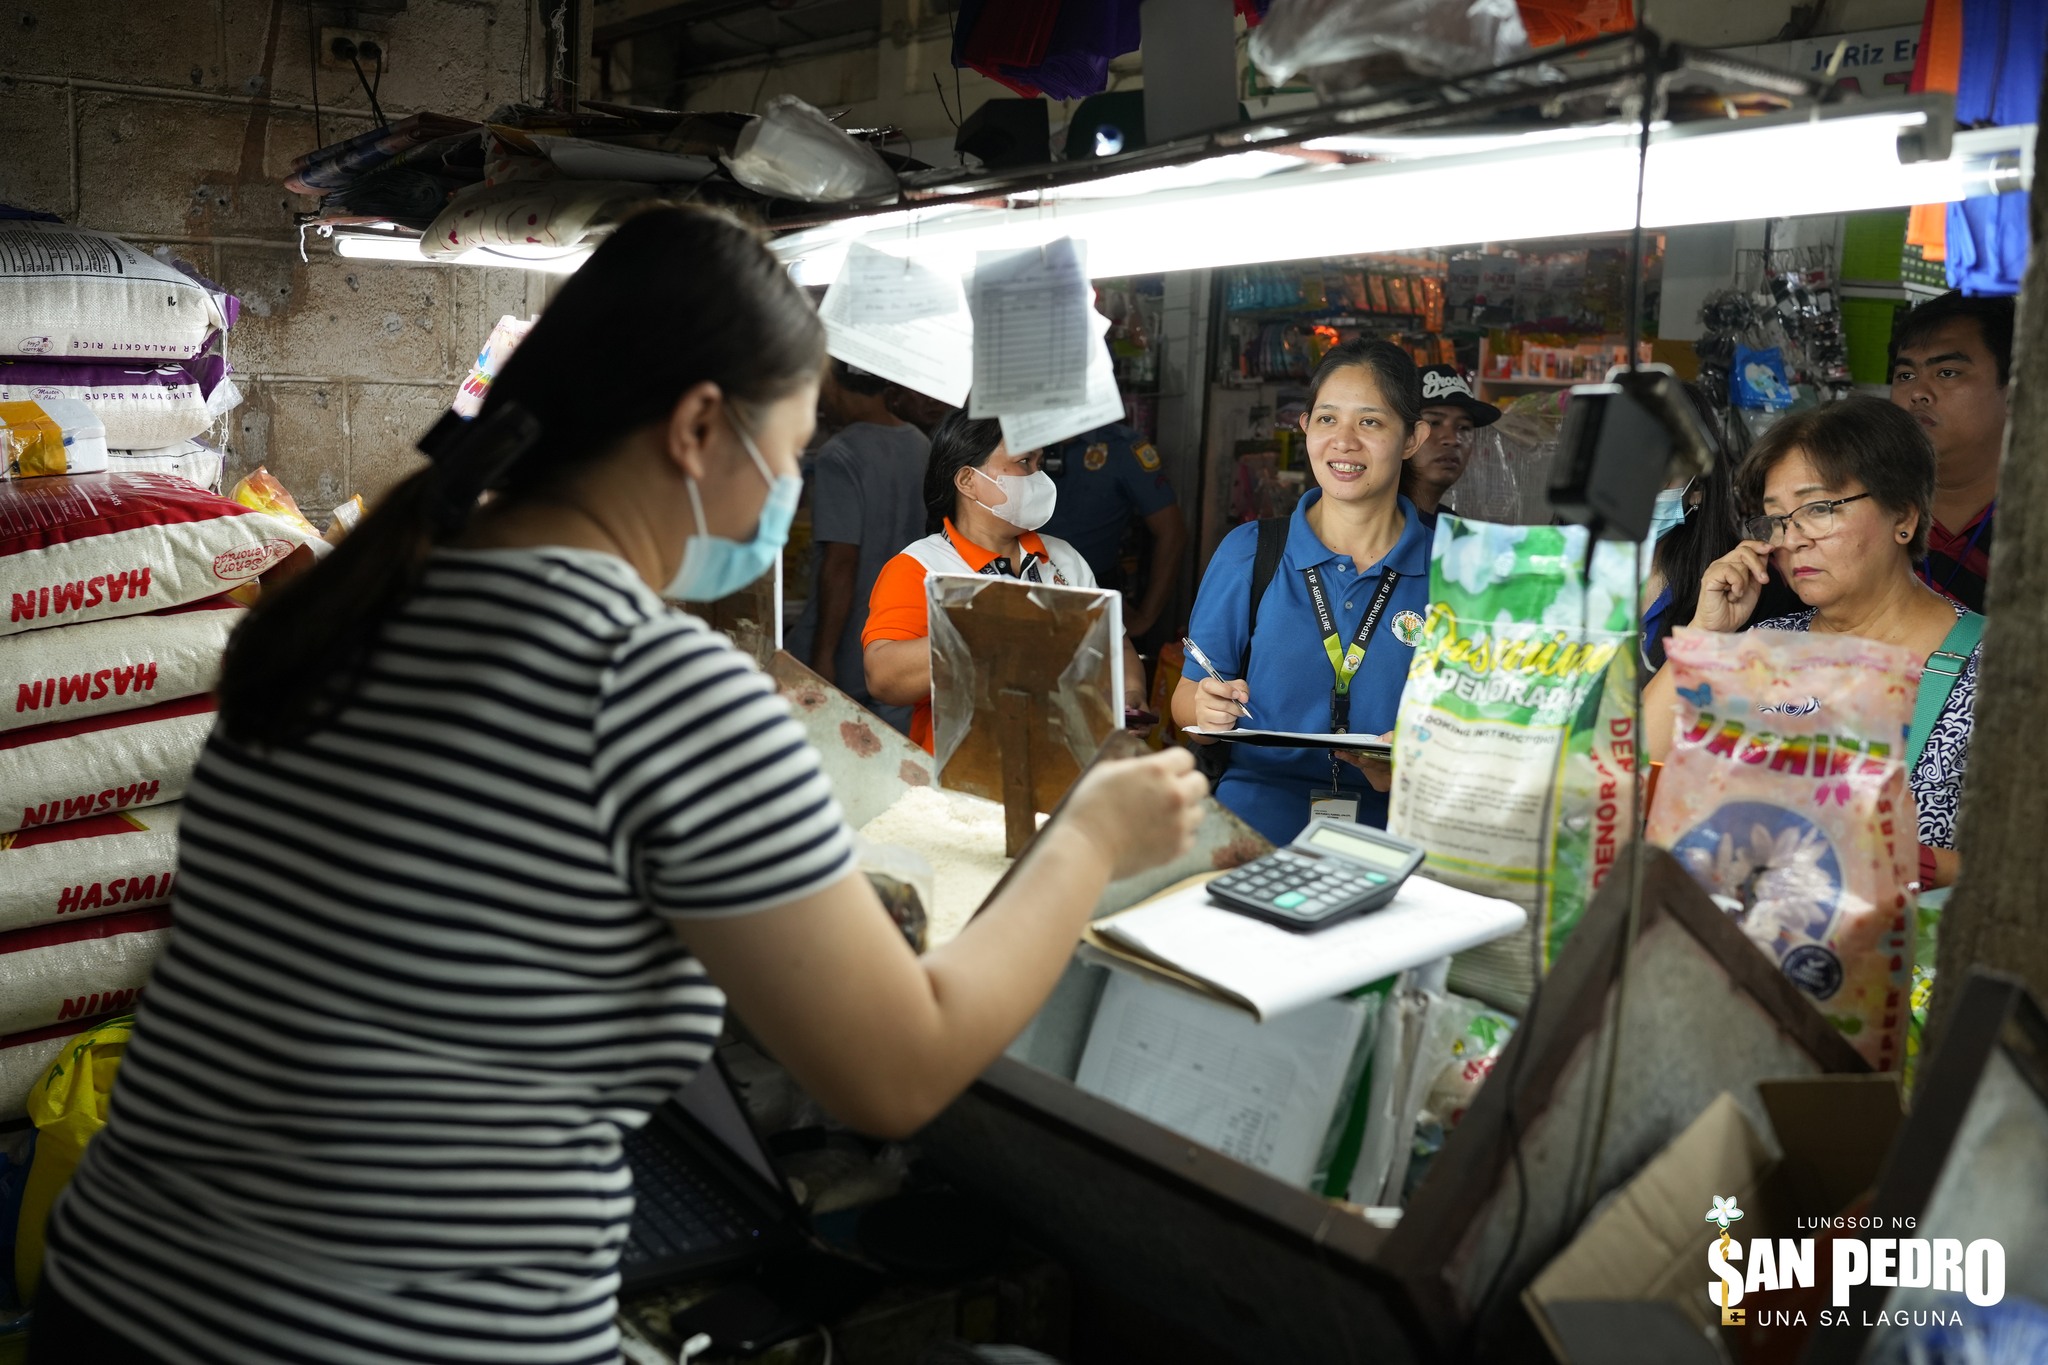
left=1640, top=482, right=1694, bottom=585
left=1647, top=484, right=1693, bottom=545
left=665, top=413, right=800, bottom=602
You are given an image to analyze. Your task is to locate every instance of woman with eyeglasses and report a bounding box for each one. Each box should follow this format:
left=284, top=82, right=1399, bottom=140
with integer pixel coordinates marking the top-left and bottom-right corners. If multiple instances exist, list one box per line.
left=1644, top=397, right=1982, bottom=890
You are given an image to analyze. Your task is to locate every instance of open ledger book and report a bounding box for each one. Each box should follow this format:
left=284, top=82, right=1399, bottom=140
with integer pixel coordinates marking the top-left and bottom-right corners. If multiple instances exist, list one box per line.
left=1081, top=872, right=1525, bottom=1022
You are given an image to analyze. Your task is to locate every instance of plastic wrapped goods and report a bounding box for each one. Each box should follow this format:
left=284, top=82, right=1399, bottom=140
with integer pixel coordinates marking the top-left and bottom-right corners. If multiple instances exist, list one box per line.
left=724, top=96, right=898, bottom=204
left=0, top=223, right=231, bottom=361
left=453, top=315, right=533, bottom=418
left=1250, top=0, right=1529, bottom=94
left=0, top=473, right=308, bottom=638
left=1, top=399, right=107, bottom=479
left=0, top=805, right=181, bottom=934
left=229, top=467, right=319, bottom=540
left=1646, top=628, right=1917, bottom=1072
left=1389, top=518, right=1639, bottom=1011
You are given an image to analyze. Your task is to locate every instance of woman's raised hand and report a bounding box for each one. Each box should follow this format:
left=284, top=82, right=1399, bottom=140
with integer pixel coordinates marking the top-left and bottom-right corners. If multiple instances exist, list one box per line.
left=1694, top=540, right=1773, bottom=632
left=1192, top=676, right=1251, bottom=731
left=1061, top=748, right=1211, bottom=881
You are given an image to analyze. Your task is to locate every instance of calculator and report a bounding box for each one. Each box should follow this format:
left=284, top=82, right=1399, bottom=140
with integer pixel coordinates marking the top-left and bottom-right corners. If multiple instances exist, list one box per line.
left=1207, top=818, right=1427, bottom=932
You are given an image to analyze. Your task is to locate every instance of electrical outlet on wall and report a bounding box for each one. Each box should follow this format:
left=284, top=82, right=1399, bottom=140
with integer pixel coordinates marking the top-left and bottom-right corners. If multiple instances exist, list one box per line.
left=320, top=28, right=393, bottom=72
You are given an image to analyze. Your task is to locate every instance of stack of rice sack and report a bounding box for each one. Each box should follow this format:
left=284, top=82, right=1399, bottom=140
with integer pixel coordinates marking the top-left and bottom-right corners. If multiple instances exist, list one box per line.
left=0, top=220, right=240, bottom=491
left=0, top=476, right=313, bottom=1118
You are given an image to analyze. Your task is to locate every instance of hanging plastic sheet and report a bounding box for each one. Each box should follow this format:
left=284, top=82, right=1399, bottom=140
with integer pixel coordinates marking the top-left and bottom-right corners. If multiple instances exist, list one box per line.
left=925, top=574, right=1122, bottom=835
left=1249, top=0, right=1530, bottom=97
left=722, top=96, right=897, bottom=204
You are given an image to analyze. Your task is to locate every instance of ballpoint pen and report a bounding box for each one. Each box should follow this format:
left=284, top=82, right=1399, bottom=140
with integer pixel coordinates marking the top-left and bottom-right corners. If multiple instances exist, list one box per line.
left=1181, top=637, right=1252, bottom=722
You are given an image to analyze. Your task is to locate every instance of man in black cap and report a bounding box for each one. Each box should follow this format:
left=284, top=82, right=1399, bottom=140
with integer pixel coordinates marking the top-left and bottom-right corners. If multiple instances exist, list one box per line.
left=1404, top=364, right=1501, bottom=526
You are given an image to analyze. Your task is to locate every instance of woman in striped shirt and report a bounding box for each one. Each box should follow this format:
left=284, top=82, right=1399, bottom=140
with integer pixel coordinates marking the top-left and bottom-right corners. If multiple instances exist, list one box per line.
left=29, top=206, right=1206, bottom=1365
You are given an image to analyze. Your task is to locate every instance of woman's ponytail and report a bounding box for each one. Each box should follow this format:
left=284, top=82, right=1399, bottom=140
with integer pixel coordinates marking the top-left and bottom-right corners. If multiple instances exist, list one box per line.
left=213, top=204, right=825, bottom=749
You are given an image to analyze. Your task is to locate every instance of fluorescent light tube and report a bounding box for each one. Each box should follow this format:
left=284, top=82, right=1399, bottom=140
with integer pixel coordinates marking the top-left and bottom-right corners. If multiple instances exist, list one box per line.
left=774, top=103, right=2033, bottom=288
left=331, top=234, right=593, bottom=275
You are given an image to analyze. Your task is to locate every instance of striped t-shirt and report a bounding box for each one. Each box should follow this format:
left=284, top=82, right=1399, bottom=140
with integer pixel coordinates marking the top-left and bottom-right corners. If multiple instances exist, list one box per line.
left=42, top=546, right=854, bottom=1364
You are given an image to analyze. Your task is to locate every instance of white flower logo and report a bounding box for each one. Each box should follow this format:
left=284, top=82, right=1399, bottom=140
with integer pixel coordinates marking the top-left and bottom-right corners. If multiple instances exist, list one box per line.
left=1705, top=1196, right=1745, bottom=1231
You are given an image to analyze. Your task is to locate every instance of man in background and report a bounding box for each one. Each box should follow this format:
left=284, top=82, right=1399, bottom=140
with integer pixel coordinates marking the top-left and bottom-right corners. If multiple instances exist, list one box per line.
left=787, top=361, right=931, bottom=732
left=1403, top=364, right=1499, bottom=526
left=1889, top=291, right=2014, bottom=614
left=1041, top=422, right=1187, bottom=646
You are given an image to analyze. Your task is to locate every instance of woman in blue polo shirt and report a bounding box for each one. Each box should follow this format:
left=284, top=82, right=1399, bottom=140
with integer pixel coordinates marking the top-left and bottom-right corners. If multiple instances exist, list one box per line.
left=1170, top=338, right=1433, bottom=845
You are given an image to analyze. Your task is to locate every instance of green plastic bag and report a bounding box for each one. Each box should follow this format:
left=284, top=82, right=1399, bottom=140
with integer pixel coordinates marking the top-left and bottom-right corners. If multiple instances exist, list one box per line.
left=1389, top=518, right=1639, bottom=1010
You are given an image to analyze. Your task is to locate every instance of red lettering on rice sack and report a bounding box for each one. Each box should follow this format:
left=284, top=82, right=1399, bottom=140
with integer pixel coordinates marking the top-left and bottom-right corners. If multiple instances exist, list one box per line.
left=16, top=660, right=160, bottom=712
left=56, top=987, right=140, bottom=1021
left=0, top=475, right=306, bottom=639
left=0, top=693, right=213, bottom=831
left=2, top=596, right=241, bottom=731
left=7, top=568, right=153, bottom=624
left=56, top=872, right=175, bottom=915
left=0, top=906, right=171, bottom=1037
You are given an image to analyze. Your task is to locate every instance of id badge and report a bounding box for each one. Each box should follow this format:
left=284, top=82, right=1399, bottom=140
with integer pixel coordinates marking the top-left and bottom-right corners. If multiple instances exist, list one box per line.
left=1309, top=791, right=1359, bottom=824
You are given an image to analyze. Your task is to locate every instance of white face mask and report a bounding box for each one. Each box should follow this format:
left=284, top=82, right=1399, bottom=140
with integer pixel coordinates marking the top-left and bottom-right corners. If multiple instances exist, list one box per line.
left=968, top=465, right=1058, bottom=532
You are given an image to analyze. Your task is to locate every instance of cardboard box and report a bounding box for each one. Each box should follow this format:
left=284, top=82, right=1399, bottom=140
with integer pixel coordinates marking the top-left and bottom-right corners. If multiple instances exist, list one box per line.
left=1524, top=1075, right=1903, bottom=1365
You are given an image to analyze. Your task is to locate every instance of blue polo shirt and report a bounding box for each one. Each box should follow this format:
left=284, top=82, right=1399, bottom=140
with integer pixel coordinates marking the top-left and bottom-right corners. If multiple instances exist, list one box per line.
left=1041, top=423, right=1178, bottom=586
left=1182, top=491, right=1433, bottom=846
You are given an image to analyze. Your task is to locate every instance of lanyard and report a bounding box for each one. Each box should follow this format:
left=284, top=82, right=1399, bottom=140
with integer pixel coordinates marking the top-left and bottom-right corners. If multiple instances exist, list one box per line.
left=978, top=555, right=1044, bottom=583
left=949, top=523, right=1059, bottom=585
left=1302, top=566, right=1400, bottom=734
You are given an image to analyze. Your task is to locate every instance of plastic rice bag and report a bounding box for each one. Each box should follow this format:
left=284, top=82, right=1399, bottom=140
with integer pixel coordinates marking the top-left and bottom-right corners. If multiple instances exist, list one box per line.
left=1390, top=517, right=1639, bottom=1011
left=1646, top=628, right=1918, bottom=1071
left=229, top=467, right=318, bottom=540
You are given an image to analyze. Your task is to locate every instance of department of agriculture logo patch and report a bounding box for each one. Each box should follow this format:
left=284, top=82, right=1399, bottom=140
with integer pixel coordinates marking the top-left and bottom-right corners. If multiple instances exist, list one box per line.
left=1391, top=610, right=1425, bottom=646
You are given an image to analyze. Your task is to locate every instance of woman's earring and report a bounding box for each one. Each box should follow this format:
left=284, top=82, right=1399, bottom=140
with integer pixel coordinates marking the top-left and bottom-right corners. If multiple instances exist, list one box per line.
left=1899, top=530, right=1911, bottom=541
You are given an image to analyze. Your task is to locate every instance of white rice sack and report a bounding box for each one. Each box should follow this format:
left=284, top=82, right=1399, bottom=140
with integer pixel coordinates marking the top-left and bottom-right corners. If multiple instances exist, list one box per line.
left=0, top=358, right=223, bottom=449
left=0, top=1016, right=126, bottom=1123
left=0, top=694, right=211, bottom=835
left=106, top=439, right=225, bottom=492
left=0, top=906, right=169, bottom=1036
left=1, top=598, right=238, bottom=732
left=0, top=222, right=228, bottom=361
left=0, top=804, right=180, bottom=934
left=0, top=473, right=306, bottom=638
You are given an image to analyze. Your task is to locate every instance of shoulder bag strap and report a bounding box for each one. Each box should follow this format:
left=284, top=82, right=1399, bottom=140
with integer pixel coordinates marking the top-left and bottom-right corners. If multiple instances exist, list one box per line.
left=1908, top=611, right=1984, bottom=771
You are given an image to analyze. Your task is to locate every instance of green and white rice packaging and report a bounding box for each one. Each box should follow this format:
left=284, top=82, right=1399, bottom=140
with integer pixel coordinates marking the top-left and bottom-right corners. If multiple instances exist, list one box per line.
left=1389, top=517, right=1639, bottom=1010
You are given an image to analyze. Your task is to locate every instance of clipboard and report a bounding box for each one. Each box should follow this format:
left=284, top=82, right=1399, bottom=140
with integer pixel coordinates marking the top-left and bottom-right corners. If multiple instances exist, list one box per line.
left=1185, top=727, right=1393, bottom=756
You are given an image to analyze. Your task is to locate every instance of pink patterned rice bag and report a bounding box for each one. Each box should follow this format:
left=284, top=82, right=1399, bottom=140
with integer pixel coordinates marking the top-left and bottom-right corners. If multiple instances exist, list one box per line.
left=1647, top=627, right=1918, bottom=1071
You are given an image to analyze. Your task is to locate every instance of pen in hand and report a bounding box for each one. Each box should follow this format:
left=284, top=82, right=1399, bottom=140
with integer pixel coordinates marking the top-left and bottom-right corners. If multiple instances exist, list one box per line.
left=1182, top=637, right=1252, bottom=722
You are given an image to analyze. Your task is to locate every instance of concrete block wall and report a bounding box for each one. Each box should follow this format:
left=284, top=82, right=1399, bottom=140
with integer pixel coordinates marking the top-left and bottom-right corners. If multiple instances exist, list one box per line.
left=0, top=0, right=554, bottom=521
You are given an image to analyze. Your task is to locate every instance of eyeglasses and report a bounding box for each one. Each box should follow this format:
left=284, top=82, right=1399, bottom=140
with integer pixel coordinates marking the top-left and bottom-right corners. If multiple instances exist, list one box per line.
left=1744, top=493, right=1872, bottom=545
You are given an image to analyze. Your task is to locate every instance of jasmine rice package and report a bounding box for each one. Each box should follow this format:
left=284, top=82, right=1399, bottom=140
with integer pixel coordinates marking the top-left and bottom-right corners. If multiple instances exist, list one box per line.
left=1646, top=628, right=1917, bottom=1072
left=1389, top=518, right=1638, bottom=1011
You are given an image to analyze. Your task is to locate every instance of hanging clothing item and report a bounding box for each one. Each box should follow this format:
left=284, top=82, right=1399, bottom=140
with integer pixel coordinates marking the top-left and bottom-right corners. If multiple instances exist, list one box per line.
left=1905, top=0, right=1965, bottom=260
left=1001, top=0, right=1142, bottom=101
left=952, top=0, right=1059, bottom=96
left=1944, top=0, right=2043, bottom=295
left=1515, top=0, right=1634, bottom=47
